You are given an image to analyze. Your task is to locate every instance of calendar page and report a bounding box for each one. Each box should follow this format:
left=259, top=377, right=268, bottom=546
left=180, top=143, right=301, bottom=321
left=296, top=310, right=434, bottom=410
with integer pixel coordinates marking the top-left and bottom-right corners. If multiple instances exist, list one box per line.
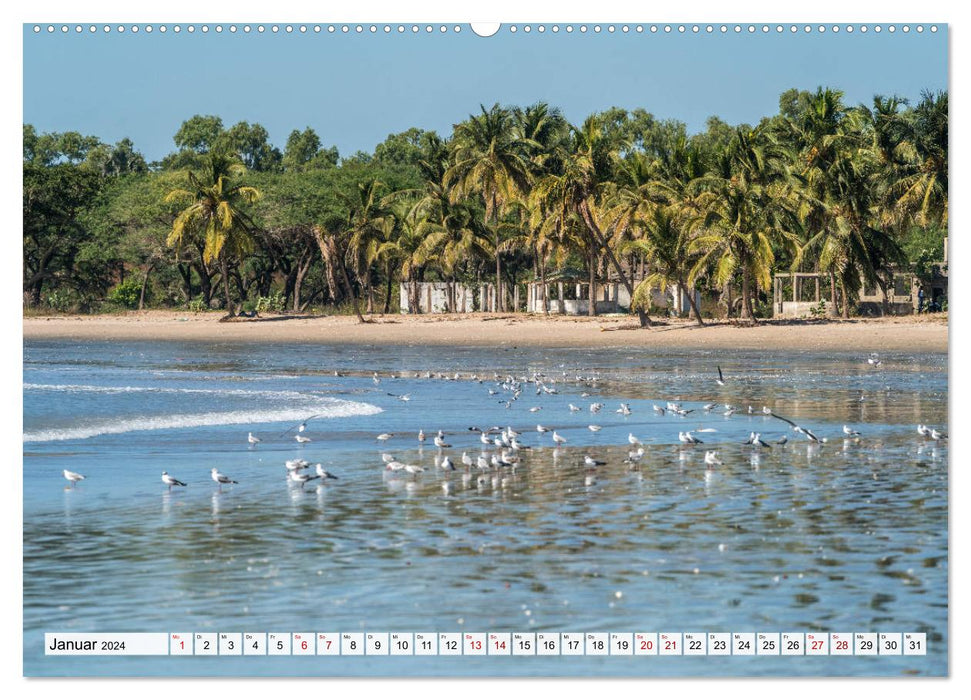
left=20, top=7, right=950, bottom=681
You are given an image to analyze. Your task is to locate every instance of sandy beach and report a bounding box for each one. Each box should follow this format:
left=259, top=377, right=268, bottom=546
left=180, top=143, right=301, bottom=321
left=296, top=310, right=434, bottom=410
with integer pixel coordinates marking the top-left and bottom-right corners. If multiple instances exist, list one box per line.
left=22, top=311, right=948, bottom=352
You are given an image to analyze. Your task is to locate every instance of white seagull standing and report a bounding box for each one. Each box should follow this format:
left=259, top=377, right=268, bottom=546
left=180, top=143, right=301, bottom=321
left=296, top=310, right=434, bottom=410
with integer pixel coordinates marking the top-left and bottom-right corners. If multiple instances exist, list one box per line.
left=248, top=432, right=261, bottom=445
left=704, top=450, right=723, bottom=468
left=63, top=469, right=85, bottom=487
left=295, top=434, right=312, bottom=444
left=434, top=435, right=451, bottom=448
left=628, top=433, right=642, bottom=445
left=552, top=431, right=567, bottom=445
left=211, top=468, right=238, bottom=490
left=161, top=471, right=187, bottom=490
left=290, top=471, right=320, bottom=488
left=376, top=433, right=394, bottom=441
left=843, top=425, right=862, bottom=437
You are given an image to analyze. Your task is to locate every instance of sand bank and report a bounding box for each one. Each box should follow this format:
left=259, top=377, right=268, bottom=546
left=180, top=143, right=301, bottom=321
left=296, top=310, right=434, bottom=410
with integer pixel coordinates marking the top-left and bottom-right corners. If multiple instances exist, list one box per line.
left=22, top=311, right=948, bottom=353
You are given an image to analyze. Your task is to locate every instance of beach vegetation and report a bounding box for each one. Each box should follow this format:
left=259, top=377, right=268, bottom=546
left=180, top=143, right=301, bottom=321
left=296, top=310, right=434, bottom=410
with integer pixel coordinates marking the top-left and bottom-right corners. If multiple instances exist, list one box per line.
left=23, top=88, right=948, bottom=323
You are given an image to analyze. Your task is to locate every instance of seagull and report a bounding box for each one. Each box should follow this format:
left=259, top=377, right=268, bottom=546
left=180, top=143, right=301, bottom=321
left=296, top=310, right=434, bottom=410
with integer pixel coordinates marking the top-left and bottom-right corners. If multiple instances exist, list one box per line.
left=867, top=354, right=882, bottom=367
left=624, top=447, right=645, bottom=464
left=584, top=455, right=606, bottom=468
left=480, top=432, right=492, bottom=444
left=653, top=404, right=666, bottom=416
left=279, top=414, right=321, bottom=437
left=211, top=468, right=237, bottom=490
left=617, top=403, right=632, bottom=416
left=588, top=425, right=602, bottom=432
left=568, top=404, right=581, bottom=413
left=295, top=434, right=312, bottom=444
left=404, top=464, right=425, bottom=476
left=248, top=432, right=261, bottom=445
left=917, top=424, right=932, bottom=438
left=376, top=433, right=394, bottom=441
left=704, top=450, right=723, bottom=467
left=843, top=425, right=862, bottom=437
left=776, top=435, right=788, bottom=445
left=418, top=429, right=426, bottom=443
left=716, top=366, right=725, bottom=386
left=552, top=431, right=567, bottom=445
left=373, top=372, right=381, bottom=384
left=315, top=464, right=339, bottom=480
left=628, top=433, right=642, bottom=445
left=461, top=452, right=474, bottom=468
left=679, top=431, right=703, bottom=445
left=590, top=403, right=604, bottom=413
left=289, top=471, right=320, bottom=488
left=767, top=411, right=821, bottom=443
left=744, top=431, right=771, bottom=448
left=476, top=454, right=491, bottom=470
left=440, top=456, right=455, bottom=471
left=931, top=428, right=947, bottom=441
left=529, top=407, right=542, bottom=413
left=286, top=459, right=310, bottom=471
left=434, top=435, right=451, bottom=448
left=536, top=424, right=549, bottom=433
left=161, top=471, right=186, bottom=490
left=63, top=469, right=85, bottom=487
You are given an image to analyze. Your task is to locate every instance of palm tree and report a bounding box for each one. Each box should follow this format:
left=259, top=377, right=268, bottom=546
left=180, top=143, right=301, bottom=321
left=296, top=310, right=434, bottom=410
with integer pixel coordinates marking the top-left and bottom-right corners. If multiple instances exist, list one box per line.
left=623, top=205, right=705, bottom=325
left=446, top=104, right=535, bottom=312
left=165, top=153, right=261, bottom=317
left=532, top=116, right=652, bottom=326
left=688, top=128, right=797, bottom=322
left=345, top=179, right=391, bottom=316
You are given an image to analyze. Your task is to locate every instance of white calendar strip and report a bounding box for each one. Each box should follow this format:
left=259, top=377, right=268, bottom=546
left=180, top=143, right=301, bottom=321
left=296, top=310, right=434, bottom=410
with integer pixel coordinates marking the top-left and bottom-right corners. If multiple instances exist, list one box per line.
left=45, top=632, right=928, bottom=656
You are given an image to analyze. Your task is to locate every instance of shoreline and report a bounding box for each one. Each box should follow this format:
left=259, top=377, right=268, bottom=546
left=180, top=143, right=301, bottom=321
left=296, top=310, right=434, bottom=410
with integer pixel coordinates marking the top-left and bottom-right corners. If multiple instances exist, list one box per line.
left=22, top=311, right=948, bottom=353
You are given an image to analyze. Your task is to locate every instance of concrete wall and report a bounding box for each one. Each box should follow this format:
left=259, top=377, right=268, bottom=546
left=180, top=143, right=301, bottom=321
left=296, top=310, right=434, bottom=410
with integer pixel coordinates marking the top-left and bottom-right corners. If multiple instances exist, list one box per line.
left=399, top=283, right=472, bottom=314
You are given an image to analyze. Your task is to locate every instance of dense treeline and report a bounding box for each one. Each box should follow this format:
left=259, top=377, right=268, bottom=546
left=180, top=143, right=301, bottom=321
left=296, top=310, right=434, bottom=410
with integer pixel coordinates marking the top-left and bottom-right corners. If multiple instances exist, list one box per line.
left=23, top=87, right=947, bottom=322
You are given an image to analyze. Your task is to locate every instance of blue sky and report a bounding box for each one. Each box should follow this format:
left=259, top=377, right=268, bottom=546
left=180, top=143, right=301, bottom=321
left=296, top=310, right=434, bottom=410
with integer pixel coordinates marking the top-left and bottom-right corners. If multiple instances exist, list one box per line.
left=23, top=24, right=948, bottom=162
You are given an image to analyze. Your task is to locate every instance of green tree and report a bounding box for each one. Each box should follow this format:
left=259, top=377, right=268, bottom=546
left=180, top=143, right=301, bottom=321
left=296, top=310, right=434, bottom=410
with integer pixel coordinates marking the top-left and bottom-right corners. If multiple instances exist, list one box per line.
left=165, top=154, right=262, bottom=317
left=446, top=104, right=535, bottom=312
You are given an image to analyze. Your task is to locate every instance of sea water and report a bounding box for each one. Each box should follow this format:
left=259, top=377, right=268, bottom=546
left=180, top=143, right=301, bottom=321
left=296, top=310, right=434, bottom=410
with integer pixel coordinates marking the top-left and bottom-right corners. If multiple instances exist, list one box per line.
left=23, top=339, right=948, bottom=676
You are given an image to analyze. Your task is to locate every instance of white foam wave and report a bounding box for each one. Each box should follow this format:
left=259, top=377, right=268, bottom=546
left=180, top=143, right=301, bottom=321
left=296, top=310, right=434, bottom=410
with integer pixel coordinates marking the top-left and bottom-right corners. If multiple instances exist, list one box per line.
left=23, top=399, right=382, bottom=443
left=23, top=383, right=312, bottom=400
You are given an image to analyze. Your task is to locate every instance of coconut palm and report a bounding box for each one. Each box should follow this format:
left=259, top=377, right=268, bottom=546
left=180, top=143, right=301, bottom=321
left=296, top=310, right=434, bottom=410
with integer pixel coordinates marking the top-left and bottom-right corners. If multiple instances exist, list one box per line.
left=532, top=116, right=651, bottom=326
left=688, top=127, right=798, bottom=322
left=165, top=153, right=261, bottom=317
left=446, top=104, right=535, bottom=311
left=345, top=178, right=391, bottom=315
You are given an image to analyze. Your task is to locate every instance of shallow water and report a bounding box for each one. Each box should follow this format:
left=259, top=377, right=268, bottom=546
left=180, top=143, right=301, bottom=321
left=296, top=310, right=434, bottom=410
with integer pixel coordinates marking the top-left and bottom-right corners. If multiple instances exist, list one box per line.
left=23, top=340, right=948, bottom=676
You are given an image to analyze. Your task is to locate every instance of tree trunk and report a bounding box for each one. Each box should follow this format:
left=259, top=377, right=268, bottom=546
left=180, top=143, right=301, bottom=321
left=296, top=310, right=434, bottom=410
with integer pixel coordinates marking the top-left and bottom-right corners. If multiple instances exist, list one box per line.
left=312, top=225, right=365, bottom=322
left=829, top=273, right=839, bottom=318
left=577, top=199, right=650, bottom=327
left=680, top=278, right=705, bottom=326
left=840, top=279, right=850, bottom=319
left=292, top=254, right=312, bottom=313
left=740, top=271, right=756, bottom=323
left=220, top=255, right=235, bottom=317
left=383, top=261, right=394, bottom=315
left=588, top=250, right=597, bottom=317
left=540, top=259, right=549, bottom=316
left=138, top=261, right=157, bottom=311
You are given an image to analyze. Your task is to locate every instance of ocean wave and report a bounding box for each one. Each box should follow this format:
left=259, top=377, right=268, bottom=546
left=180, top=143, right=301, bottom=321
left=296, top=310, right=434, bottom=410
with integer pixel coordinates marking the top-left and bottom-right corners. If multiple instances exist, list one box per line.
left=23, top=383, right=314, bottom=400
left=22, top=398, right=382, bottom=443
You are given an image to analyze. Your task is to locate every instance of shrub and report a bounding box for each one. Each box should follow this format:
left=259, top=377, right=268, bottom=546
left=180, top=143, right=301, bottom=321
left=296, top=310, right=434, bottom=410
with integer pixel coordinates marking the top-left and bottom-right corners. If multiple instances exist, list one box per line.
left=255, top=292, right=286, bottom=313
left=186, top=298, right=207, bottom=313
left=107, top=279, right=143, bottom=309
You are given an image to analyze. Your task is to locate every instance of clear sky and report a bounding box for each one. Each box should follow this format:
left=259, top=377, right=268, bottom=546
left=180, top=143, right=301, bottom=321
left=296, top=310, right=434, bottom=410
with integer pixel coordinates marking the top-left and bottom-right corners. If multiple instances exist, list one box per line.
left=23, top=23, right=948, bottom=162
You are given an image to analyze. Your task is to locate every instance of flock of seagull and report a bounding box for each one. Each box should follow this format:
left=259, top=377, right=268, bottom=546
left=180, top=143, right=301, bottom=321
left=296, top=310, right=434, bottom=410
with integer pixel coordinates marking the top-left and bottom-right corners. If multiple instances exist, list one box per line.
left=59, top=359, right=948, bottom=491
